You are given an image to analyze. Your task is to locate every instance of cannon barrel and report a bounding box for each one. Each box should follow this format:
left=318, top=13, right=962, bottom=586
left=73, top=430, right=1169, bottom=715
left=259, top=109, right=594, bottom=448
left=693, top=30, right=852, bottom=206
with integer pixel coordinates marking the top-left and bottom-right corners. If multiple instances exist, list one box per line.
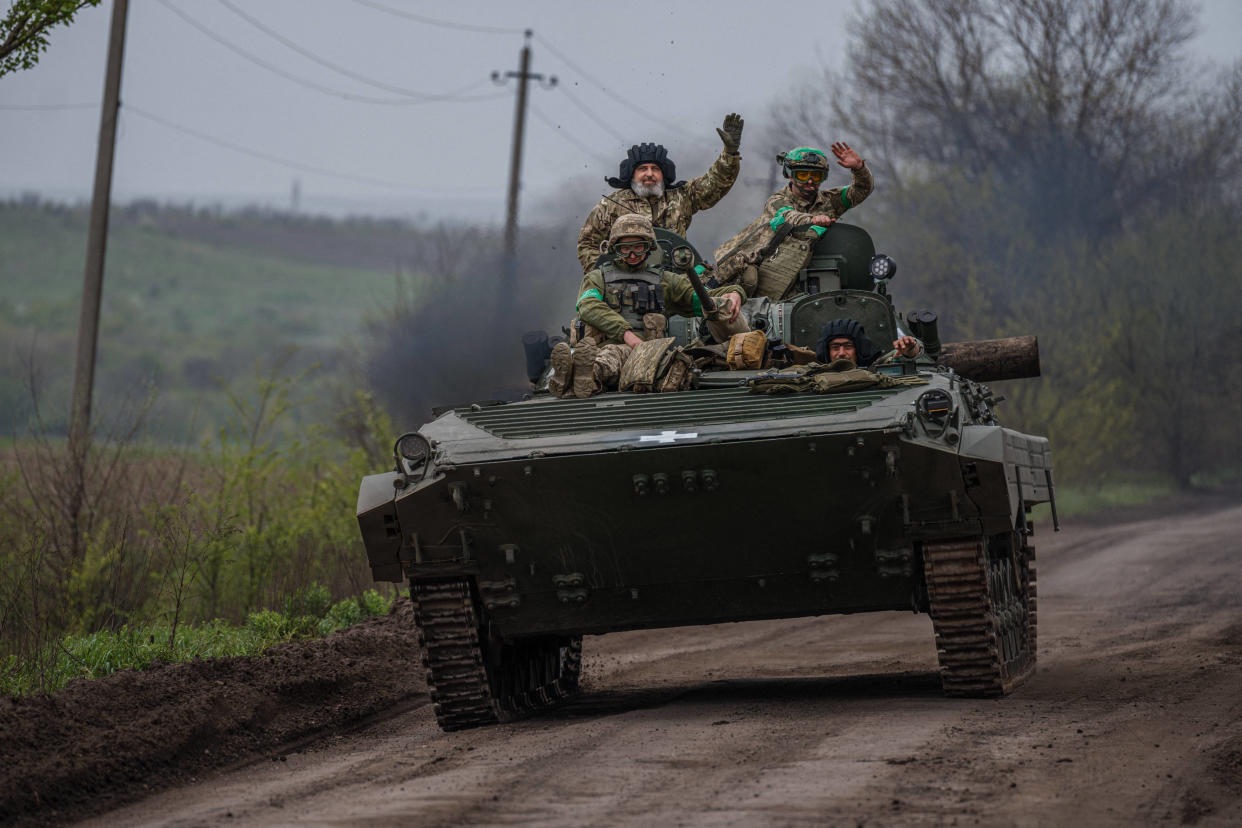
left=937, top=335, right=1040, bottom=382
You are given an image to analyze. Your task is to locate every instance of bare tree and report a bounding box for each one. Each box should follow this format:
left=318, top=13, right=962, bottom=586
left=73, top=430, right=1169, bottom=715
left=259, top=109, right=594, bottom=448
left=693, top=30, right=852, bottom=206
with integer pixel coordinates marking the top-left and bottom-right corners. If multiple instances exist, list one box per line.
left=773, top=0, right=1242, bottom=235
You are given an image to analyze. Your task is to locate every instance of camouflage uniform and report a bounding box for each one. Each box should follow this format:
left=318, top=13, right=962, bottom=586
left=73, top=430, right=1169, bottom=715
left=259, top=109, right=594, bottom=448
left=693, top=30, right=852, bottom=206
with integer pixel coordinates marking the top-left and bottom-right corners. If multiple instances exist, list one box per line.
left=713, top=163, right=874, bottom=290
left=576, top=258, right=746, bottom=346
left=576, top=149, right=741, bottom=272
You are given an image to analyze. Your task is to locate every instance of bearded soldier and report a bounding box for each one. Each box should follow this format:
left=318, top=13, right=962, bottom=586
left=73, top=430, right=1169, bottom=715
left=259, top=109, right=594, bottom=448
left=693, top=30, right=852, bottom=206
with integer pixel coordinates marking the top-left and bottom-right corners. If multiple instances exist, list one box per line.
left=551, top=215, right=748, bottom=399
left=714, top=143, right=874, bottom=299
left=575, top=114, right=745, bottom=273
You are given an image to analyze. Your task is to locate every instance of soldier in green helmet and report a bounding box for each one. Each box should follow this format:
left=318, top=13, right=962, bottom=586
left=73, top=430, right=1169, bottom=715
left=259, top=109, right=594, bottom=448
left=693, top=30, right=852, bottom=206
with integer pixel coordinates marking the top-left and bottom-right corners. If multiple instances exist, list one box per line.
left=713, top=143, right=874, bottom=298
left=550, top=214, right=748, bottom=399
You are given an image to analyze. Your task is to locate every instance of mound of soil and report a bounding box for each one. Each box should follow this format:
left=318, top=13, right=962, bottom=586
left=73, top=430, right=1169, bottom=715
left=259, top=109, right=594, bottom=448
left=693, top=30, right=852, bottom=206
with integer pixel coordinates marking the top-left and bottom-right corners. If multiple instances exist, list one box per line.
left=0, top=599, right=426, bottom=825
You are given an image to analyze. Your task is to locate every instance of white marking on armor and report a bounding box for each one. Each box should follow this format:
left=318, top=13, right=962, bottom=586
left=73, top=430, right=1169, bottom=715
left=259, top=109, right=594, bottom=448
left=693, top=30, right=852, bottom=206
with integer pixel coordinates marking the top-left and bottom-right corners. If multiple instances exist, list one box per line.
left=639, top=430, right=699, bottom=444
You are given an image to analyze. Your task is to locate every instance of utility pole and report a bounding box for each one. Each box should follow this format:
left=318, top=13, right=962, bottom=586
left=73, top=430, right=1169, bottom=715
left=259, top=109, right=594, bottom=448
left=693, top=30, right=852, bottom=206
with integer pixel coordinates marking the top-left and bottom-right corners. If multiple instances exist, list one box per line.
left=70, top=0, right=129, bottom=456
left=492, top=30, right=555, bottom=274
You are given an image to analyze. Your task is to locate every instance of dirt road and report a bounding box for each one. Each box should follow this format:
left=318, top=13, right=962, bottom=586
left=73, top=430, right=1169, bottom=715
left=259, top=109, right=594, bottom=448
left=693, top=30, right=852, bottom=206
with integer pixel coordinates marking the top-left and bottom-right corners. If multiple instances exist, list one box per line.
left=84, top=504, right=1242, bottom=826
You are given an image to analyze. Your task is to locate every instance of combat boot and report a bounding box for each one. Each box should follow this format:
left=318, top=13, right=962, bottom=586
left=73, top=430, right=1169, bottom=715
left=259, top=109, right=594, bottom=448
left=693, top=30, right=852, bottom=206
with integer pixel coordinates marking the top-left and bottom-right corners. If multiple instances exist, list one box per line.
left=548, top=341, right=574, bottom=398
left=571, top=338, right=600, bottom=399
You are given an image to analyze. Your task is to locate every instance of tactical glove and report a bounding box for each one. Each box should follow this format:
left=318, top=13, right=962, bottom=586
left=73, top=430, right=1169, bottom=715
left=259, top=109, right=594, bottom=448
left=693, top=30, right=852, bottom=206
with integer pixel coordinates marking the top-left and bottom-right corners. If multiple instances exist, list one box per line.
left=717, top=113, right=744, bottom=154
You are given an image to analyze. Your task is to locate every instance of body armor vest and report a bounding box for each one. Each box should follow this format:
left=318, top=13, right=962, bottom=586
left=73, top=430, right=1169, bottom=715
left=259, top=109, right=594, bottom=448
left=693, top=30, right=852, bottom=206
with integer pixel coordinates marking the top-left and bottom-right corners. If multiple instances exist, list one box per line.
left=600, top=261, right=666, bottom=330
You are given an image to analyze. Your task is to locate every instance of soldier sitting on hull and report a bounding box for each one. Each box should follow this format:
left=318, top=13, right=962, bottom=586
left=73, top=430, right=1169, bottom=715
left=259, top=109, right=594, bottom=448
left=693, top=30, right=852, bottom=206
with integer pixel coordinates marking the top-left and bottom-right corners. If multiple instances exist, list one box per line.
left=550, top=214, right=748, bottom=399
left=815, top=318, right=921, bottom=369
left=714, top=143, right=874, bottom=298
left=575, top=113, right=745, bottom=274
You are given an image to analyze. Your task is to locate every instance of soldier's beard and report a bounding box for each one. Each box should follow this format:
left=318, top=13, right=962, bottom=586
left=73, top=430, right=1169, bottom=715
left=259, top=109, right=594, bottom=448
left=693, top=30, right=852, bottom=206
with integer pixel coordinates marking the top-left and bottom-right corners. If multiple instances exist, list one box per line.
left=631, top=180, right=664, bottom=198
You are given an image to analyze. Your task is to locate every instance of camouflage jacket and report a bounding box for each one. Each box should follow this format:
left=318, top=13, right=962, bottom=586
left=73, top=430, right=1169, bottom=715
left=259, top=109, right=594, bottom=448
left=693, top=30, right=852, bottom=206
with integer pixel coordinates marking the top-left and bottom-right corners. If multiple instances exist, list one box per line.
left=576, top=259, right=745, bottom=345
left=576, top=150, right=741, bottom=272
left=712, top=163, right=874, bottom=283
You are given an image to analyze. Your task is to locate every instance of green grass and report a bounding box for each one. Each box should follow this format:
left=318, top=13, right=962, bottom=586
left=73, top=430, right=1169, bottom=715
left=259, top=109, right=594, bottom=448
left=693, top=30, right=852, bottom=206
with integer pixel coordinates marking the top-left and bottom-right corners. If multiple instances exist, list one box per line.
left=0, top=207, right=395, bottom=341
left=1031, top=479, right=1178, bottom=521
left=0, top=587, right=395, bottom=697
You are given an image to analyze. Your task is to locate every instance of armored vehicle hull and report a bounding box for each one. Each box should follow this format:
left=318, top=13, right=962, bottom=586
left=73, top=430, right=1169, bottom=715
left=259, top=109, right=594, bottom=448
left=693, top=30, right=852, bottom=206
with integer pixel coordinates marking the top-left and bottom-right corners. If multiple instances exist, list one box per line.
left=358, top=224, right=1054, bottom=730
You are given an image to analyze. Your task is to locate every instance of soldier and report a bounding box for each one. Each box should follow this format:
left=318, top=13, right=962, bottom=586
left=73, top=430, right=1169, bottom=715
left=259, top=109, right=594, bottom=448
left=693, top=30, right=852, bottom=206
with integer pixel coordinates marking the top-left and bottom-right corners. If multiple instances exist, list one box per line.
left=814, top=318, right=920, bottom=368
left=575, top=113, right=745, bottom=273
left=551, top=214, right=748, bottom=398
left=714, top=143, right=875, bottom=299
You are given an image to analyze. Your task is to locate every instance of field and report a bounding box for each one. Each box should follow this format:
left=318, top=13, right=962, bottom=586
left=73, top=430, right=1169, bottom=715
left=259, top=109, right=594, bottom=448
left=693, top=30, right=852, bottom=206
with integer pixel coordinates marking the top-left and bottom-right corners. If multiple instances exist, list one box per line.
left=0, top=200, right=400, bottom=440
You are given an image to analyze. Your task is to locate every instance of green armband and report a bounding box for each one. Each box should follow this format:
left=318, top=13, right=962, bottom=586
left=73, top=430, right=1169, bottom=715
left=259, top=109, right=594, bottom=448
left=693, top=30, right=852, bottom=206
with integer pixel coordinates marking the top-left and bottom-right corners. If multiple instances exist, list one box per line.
left=840, top=186, right=852, bottom=209
left=692, top=293, right=703, bottom=317
left=809, top=225, right=827, bottom=238
left=576, top=288, right=604, bottom=310
left=769, top=206, right=792, bottom=230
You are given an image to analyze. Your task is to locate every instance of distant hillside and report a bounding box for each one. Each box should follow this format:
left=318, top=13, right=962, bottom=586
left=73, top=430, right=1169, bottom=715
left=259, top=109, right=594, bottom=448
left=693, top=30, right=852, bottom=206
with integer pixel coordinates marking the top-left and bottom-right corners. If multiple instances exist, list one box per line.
left=0, top=199, right=412, bottom=440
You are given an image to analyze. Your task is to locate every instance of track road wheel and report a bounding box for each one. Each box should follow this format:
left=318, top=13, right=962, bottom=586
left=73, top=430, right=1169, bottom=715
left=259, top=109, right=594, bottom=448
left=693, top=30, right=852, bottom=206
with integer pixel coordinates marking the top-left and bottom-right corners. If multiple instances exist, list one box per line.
left=412, top=579, right=584, bottom=732
left=923, top=533, right=1036, bottom=696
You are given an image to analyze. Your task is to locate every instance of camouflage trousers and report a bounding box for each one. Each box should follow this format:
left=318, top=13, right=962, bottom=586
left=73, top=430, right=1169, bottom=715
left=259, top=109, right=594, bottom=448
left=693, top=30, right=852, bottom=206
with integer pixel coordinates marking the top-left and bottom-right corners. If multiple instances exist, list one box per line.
left=591, top=344, right=632, bottom=392
left=557, top=311, right=749, bottom=399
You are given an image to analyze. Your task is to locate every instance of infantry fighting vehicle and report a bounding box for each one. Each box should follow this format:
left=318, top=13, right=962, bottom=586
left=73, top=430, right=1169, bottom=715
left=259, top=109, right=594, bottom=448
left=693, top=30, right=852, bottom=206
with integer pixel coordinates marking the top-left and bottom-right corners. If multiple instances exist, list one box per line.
left=357, top=223, right=1056, bottom=731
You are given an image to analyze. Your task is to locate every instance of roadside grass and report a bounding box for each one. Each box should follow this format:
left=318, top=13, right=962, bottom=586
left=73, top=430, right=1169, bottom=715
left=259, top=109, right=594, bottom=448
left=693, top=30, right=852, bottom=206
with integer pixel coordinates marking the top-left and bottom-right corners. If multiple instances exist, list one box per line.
left=0, top=587, right=396, bottom=697
left=1032, top=479, right=1178, bottom=522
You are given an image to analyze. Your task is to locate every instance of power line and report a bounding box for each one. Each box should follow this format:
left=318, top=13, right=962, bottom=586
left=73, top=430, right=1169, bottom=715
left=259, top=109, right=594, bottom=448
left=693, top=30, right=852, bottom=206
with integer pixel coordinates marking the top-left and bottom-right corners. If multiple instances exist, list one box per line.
left=557, top=83, right=628, bottom=145
left=529, top=104, right=613, bottom=166
left=157, top=0, right=505, bottom=106
left=532, top=33, right=713, bottom=148
left=335, top=0, right=711, bottom=150
left=213, top=0, right=495, bottom=101
left=347, top=0, right=524, bottom=35
left=124, top=104, right=500, bottom=194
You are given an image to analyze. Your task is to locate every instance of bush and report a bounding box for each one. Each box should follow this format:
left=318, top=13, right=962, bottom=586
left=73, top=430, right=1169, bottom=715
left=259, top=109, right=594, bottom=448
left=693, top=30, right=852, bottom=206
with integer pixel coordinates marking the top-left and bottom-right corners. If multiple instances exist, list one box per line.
left=0, top=590, right=397, bottom=697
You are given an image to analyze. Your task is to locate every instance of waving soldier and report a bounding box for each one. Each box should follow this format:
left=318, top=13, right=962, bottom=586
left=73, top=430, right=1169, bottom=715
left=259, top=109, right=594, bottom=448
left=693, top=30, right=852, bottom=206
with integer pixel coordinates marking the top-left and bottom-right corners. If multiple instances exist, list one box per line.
left=713, top=143, right=874, bottom=299
left=575, top=113, right=745, bottom=273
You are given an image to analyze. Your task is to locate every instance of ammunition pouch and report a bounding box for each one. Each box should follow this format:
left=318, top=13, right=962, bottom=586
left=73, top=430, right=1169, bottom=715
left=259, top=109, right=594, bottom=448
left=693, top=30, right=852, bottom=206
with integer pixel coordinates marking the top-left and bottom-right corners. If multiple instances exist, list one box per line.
left=642, top=312, right=668, bottom=341
left=726, top=331, right=769, bottom=370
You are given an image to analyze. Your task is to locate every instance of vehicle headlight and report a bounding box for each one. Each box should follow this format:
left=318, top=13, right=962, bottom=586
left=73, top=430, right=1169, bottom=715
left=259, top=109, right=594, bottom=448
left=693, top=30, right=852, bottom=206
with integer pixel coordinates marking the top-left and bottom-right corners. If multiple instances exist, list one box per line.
left=393, top=432, right=431, bottom=475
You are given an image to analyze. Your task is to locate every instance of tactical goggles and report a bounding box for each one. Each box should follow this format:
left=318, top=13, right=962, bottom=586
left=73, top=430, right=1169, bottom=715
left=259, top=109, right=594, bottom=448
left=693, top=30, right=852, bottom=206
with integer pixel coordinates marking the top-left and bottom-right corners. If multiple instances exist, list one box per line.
left=792, top=169, right=826, bottom=184
left=615, top=241, right=651, bottom=256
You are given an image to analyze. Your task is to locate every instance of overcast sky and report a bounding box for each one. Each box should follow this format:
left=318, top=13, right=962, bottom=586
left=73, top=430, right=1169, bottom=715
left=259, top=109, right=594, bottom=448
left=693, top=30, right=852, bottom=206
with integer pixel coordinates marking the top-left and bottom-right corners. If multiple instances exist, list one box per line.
left=2, top=0, right=1240, bottom=224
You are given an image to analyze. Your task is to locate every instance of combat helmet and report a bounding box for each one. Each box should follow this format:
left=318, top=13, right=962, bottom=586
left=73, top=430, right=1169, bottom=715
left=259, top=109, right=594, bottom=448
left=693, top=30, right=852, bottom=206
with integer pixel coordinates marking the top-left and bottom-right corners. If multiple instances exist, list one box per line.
left=607, top=143, right=687, bottom=190
left=606, top=213, right=657, bottom=250
left=777, top=146, right=830, bottom=179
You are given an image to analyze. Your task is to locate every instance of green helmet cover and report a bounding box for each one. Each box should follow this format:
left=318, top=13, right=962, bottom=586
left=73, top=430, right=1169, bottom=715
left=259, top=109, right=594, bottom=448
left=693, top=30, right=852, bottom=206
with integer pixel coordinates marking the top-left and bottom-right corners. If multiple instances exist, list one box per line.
left=777, top=146, right=829, bottom=169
